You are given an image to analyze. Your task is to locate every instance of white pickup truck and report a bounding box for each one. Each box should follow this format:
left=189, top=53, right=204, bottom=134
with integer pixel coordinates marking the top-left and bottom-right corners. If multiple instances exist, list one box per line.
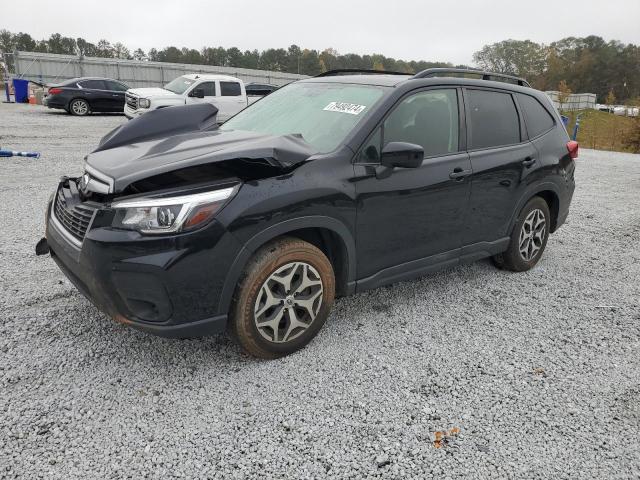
left=124, top=74, right=257, bottom=122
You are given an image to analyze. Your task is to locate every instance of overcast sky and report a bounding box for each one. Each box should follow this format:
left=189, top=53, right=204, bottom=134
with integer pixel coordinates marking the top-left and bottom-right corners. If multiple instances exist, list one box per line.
left=4, top=0, right=640, bottom=65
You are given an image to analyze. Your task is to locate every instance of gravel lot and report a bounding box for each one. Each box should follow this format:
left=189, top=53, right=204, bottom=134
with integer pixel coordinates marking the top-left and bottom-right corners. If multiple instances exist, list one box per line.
left=1, top=102, right=639, bottom=479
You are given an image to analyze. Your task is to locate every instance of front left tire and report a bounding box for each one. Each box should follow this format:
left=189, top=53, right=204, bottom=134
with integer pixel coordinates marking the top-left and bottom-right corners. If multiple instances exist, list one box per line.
left=229, top=237, right=335, bottom=359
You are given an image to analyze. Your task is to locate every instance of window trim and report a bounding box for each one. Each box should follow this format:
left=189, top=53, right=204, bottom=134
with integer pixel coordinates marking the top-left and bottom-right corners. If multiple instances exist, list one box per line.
left=462, top=86, right=527, bottom=153
left=353, top=86, right=465, bottom=165
left=513, top=93, right=556, bottom=141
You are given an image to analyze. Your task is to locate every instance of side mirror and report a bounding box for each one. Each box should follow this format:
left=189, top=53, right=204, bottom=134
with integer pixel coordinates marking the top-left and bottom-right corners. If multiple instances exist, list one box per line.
left=380, top=142, right=424, bottom=169
left=190, top=88, right=205, bottom=99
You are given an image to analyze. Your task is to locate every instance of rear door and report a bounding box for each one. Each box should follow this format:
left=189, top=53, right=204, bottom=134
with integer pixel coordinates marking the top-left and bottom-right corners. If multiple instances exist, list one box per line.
left=462, top=88, right=538, bottom=249
left=216, top=80, right=247, bottom=121
left=354, top=88, right=472, bottom=288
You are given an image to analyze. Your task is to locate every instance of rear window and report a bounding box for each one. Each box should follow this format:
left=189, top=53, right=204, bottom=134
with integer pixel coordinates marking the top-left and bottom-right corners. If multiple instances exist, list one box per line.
left=467, top=89, right=520, bottom=150
left=220, top=81, right=242, bottom=96
left=517, top=93, right=555, bottom=138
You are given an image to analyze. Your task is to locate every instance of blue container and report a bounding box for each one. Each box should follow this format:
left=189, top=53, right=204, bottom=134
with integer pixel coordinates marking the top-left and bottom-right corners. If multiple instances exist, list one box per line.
left=12, top=78, right=29, bottom=103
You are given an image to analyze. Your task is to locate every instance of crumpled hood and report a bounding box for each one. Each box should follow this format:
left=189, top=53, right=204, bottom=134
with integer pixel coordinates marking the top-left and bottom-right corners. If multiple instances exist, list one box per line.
left=85, top=129, right=317, bottom=193
left=126, top=87, right=177, bottom=98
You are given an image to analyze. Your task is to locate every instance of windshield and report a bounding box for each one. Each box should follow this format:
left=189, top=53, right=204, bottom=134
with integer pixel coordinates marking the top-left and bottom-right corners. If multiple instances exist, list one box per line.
left=164, top=76, right=196, bottom=95
left=221, top=82, right=386, bottom=153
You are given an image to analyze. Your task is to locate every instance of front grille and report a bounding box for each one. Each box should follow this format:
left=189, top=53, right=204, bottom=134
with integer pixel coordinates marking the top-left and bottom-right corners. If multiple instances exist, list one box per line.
left=125, top=93, right=138, bottom=110
left=53, top=182, right=100, bottom=243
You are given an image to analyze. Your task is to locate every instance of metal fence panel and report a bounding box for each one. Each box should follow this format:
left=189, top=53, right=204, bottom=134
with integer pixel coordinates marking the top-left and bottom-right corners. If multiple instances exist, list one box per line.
left=545, top=91, right=597, bottom=111
left=13, top=51, right=308, bottom=87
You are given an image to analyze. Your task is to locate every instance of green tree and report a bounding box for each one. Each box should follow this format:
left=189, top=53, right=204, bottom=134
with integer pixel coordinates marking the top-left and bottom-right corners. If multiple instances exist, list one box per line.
left=132, top=48, right=147, bottom=61
left=113, top=42, right=131, bottom=59
left=95, top=39, right=113, bottom=58
left=557, top=80, right=572, bottom=110
left=473, top=39, right=547, bottom=79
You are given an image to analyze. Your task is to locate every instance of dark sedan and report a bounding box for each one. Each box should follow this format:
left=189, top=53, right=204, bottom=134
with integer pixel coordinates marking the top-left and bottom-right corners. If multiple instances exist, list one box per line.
left=44, top=77, right=129, bottom=116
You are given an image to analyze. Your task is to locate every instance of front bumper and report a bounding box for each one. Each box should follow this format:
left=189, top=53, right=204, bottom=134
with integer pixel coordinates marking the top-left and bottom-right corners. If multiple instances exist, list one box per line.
left=44, top=195, right=242, bottom=338
left=124, top=104, right=145, bottom=119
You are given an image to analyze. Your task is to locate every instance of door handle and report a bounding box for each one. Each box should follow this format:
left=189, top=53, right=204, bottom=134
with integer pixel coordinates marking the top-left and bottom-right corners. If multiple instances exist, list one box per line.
left=449, top=168, right=472, bottom=180
left=522, top=157, right=536, bottom=168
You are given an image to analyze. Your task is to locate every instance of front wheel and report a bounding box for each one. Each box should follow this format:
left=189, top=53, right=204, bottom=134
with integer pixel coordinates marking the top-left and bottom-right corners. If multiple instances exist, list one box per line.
left=493, top=196, right=550, bottom=272
left=229, top=237, right=335, bottom=359
left=69, top=99, right=90, bottom=116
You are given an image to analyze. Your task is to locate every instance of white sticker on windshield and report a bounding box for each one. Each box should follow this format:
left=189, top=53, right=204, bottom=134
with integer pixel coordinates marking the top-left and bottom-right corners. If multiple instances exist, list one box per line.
left=323, top=102, right=367, bottom=115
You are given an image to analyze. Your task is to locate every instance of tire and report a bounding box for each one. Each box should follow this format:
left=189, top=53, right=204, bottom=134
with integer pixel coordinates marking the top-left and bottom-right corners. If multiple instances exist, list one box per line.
left=492, top=196, right=551, bottom=272
left=69, top=99, right=90, bottom=116
left=229, top=237, right=335, bottom=359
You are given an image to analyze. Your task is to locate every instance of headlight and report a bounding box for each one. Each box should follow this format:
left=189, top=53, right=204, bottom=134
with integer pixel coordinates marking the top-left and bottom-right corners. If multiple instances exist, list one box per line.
left=138, top=98, right=150, bottom=109
left=111, top=186, right=238, bottom=234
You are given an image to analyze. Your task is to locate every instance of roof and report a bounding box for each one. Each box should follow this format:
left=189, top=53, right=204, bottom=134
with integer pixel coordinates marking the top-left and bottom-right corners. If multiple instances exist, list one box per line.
left=301, top=74, right=410, bottom=87
left=62, top=76, right=118, bottom=83
left=182, top=73, right=241, bottom=82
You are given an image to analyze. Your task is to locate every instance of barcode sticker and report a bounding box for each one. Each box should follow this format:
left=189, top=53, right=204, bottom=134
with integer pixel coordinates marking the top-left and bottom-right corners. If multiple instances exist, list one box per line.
left=323, top=102, right=367, bottom=115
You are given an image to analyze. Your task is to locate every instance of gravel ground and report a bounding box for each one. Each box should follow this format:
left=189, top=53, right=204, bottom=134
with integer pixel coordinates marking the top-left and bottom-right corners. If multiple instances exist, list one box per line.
left=1, top=102, right=639, bottom=479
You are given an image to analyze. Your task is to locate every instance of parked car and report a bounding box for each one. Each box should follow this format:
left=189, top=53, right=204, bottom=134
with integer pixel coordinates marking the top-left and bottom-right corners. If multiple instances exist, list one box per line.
left=43, top=77, right=129, bottom=116
left=245, top=82, right=279, bottom=97
left=124, top=74, right=256, bottom=122
left=37, top=68, right=577, bottom=359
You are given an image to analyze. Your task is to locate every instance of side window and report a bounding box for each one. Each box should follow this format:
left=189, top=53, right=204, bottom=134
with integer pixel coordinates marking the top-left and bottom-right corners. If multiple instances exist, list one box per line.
left=220, top=81, right=242, bottom=96
left=517, top=93, right=555, bottom=138
left=198, top=82, right=216, bottom=97
left=383, top=89, right=459, bottom=158
left=467, top=89, right=520, bottom=149
left=106, top=80, right=128, bottom=92
left=79, top=80, right=107, bottom=90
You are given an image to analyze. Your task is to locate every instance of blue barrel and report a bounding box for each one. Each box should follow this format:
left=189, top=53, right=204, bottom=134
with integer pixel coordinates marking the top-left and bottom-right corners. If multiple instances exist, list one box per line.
left=560, top=115, right=569, bottom=129
left=12, top=78, right=29, bottom=103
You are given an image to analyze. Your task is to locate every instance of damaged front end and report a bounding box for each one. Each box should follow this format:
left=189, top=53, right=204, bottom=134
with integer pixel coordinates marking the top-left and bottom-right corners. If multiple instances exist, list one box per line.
left=38, top=103, right=318, bottom=336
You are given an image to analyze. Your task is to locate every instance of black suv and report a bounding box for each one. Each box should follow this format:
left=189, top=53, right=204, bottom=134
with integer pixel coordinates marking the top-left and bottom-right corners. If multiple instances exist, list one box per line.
left=37, top=68, right=578, bottom=358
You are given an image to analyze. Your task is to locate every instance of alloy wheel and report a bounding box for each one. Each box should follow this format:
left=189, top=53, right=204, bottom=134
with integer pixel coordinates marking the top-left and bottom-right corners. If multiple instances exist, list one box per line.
left=253, top=261, right=324, bottom=343
left=71, top=100, right=88, bottom=115
left=519, top=208, right=546, bottom=262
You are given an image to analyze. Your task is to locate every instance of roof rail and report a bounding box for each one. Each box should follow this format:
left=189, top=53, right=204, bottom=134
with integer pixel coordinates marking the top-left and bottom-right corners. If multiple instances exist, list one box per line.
left=412, top=68, right=531, bottom=87
left=315, top=69, right=411, bottom=77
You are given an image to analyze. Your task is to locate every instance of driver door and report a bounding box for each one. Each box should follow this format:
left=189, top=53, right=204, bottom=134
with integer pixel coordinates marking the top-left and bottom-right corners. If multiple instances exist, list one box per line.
left=186, top=81, right=217, bottom=105
left=353, top=88, right=472, bottom=289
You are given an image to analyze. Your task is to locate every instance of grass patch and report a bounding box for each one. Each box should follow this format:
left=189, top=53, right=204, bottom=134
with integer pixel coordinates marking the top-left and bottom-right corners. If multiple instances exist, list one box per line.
left=562, top=110, right=639, bottom=153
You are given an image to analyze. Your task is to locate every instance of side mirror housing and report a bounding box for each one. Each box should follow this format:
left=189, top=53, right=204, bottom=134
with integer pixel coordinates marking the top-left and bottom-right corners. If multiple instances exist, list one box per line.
left=190, top=88, right=205, bottom=99
left=380, top=142, right=424, bottom=168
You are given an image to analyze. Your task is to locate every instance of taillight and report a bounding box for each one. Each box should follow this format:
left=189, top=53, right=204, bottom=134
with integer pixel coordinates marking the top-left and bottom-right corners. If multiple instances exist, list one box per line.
left=566, top=141, right=579, bottom=159
left=48, top=87, right=63, bottom=95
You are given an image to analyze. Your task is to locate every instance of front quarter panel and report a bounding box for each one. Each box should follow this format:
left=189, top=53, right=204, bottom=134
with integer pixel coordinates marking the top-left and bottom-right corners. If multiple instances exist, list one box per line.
left=213, top=150, right=357, bottom=311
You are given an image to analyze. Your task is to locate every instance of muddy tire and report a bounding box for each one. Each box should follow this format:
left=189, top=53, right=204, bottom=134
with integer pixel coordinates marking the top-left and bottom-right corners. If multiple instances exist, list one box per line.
left=493, top=196, right=550, bottom=272
left=229, top=237, right=335, bottom=359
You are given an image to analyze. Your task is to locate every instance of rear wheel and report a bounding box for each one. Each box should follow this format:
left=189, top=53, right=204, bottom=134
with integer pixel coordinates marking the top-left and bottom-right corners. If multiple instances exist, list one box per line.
left=493, top=196, right=550, bottom=271
left=69, top=99, right=90, bottom=116
left=229, top=237, right=335, bottom=359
